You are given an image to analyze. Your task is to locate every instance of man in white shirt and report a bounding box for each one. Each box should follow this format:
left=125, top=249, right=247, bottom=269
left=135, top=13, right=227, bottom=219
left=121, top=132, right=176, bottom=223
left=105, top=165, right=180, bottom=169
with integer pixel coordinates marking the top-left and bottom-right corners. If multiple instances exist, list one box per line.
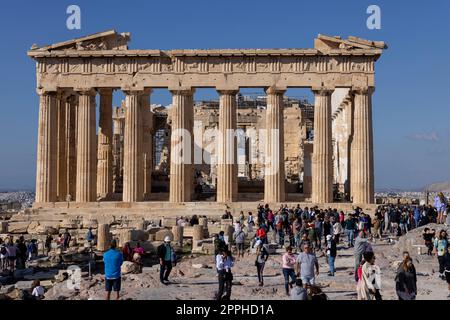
left=215, top=249, right=234, bottom=300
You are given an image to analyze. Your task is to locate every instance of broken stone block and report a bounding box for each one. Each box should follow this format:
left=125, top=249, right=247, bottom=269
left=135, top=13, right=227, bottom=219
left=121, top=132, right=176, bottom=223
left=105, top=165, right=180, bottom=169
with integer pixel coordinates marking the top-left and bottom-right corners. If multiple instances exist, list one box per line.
left=121, top=261, right=140, bottom=274
left=7, top=221, right=30, bottom=234
left=155, top=229, right=173, bottom=241
left=14, top=281, right=34, bottom=290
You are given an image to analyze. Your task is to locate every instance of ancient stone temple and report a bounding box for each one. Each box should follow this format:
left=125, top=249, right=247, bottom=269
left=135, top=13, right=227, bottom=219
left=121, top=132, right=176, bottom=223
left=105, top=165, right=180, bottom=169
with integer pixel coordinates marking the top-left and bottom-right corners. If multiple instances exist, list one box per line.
left=28, top=30, right=386, bottom=216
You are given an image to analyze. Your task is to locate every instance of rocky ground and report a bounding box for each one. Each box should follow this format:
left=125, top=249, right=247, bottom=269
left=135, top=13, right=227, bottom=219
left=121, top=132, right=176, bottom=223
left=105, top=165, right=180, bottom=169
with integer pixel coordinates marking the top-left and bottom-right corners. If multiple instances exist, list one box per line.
left=2, top=223, right=445, bottom=300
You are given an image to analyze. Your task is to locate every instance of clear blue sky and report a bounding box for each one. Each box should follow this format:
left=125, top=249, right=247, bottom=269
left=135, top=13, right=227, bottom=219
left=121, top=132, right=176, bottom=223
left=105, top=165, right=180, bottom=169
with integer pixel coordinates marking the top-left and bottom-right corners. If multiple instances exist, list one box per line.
left=0, top=0, right=449, bottom=190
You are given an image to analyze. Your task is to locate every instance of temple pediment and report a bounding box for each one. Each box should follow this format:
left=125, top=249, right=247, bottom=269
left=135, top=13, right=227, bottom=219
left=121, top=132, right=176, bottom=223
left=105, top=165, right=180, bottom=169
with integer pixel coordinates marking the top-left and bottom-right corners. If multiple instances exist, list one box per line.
left=30, top=30, right=130, bottom=52
left=315, top=34, right=387, bottom=52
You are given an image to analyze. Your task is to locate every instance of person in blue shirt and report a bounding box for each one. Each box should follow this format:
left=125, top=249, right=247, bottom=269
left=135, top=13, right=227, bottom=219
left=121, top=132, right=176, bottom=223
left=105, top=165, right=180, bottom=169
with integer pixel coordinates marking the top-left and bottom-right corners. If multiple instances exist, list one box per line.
left=103, top=239, right=123, bottom=300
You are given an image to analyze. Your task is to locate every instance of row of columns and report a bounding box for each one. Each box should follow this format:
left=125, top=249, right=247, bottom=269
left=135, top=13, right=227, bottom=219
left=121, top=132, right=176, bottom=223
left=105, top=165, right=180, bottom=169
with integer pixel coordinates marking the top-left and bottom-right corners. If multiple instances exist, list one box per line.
left=35, top=86, right=374, bottom=205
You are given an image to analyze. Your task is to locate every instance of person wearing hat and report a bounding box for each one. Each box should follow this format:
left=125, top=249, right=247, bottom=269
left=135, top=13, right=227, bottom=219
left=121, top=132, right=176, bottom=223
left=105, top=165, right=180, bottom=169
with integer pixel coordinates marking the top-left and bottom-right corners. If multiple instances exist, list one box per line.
left=326, top=234, right=337, bottom=276
left=157, top=236, right=174, bottom=284
left=103, top=239, right=123, bottom=300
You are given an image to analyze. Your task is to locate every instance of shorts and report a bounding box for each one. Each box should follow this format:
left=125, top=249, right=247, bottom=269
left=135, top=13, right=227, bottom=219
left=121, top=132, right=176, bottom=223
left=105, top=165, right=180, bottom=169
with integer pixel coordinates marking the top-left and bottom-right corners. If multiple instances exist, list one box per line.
left=105, top=277, right=121, bottom=292
left=301, top=275, right=315, bottom=285
left=237, top=243, right=244, bottom=251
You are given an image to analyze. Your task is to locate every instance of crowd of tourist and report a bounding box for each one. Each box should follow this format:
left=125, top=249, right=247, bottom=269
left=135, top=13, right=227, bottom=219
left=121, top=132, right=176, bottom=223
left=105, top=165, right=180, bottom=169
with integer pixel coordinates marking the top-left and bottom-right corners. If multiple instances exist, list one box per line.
left=1, top=192, right=449, bottom=301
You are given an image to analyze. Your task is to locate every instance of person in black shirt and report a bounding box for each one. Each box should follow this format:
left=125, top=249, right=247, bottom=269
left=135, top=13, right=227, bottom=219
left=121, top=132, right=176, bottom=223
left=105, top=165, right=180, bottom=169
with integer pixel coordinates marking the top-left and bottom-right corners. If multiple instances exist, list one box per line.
left=423, top=228, right=435, bottom=255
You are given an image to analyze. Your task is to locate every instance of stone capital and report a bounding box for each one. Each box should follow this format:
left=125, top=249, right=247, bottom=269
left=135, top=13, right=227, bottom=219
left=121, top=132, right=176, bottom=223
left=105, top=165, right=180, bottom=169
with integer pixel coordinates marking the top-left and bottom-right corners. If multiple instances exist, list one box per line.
left=311, top=87, right=335, bottom=95
left=265, top=86, right=286, bottom=95
left=217, top=89, right=239, bottom=96
left=98, top=88, right=114, bottom=96
left=169, top=88, right=195, bottom=96
left=74, top=88, right=97, bottom=96
left=351, top=86, right=375, bottom=95
left=36, top=88, right=57, bottom=96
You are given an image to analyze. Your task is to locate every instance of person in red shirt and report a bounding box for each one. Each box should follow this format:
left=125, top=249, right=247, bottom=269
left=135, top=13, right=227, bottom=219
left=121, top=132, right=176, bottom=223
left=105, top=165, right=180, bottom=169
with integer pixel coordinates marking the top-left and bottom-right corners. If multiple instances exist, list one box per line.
left=256, top=225, right=267, bottom=244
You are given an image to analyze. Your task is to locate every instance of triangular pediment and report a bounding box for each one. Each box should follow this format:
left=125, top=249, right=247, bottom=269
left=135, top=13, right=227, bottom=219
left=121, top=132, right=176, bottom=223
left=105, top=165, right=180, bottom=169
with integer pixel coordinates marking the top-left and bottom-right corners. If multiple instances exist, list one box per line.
left=30, top=30, right=130, bottom=51
left=315, top=34, right=387, bottom=51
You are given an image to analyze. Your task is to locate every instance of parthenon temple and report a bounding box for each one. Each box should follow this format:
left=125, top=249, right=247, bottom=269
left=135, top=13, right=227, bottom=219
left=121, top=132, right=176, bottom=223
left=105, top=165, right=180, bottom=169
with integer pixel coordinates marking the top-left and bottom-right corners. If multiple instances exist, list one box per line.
left=28, top=30, right=386, bottom=216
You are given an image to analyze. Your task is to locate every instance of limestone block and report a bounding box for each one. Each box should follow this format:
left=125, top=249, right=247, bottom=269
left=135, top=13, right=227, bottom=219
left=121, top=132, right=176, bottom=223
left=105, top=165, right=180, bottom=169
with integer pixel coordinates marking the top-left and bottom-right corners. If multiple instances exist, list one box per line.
left=60, top=219, right=80, bottom=229
left=201, top=242, right=216, bottom=255
left=8, top=222, right=30, bottom=234
left=193, top=225, right=204, bottom=241
left=155, top=229, right=173, bottom=241
left=171, top=226, right=184, bottom=245
left=27, top=221, right=40, bottom=234
left=83, top=219, right=98, bottom=229
left=0, top=221, right=8, bottom=233
left=147, top=227, right=164, bottom=235
left=97, top=224, right=111, bottom=251
left=221, top=225, right=234, bottom=242
left=183, top=226, right=194, bottom=238
left=121, top=261, right=140, bottom=274
left=221, top=219, right=233, bottom=226
left=35, top=225, right=59, bottom=235
left=162, top=217, right=178, bottom=228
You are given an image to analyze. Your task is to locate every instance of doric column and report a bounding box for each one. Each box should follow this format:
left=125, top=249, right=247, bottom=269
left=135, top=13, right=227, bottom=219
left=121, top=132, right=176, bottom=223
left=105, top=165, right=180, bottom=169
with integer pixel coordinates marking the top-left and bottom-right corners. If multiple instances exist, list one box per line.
left=112, top=107, right=125, bottom=194
left=123, top=90, right=144, bottom=202
left=75, top=89, right=97, bottom=203
left=141, top=89, right=153, bottom=200
left=351, top=87, right=375, bottom=204
left=264, top=87, right=286, bottom=203
left=97, top=89, right=114, bottom=199
left=169, top=89, right=195, bottom=203
left=217, top=90, right=238, bottom=203
left=65, top=95, right=77, bottom=201
left=56, top=92, right=67, bottom=201
left=312, top=88, right=334, bottom=204
left=35, top=90, right=58, bottom=203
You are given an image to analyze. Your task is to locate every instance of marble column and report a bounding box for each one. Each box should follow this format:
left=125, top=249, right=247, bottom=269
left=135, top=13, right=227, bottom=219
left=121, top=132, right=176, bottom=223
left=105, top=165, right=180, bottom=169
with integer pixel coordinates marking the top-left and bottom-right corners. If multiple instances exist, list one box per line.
left=169, top=89, right=194, bottom=203
left=97, top=89, right=113, bottom=199
left=351, top=87, right=375, bottom=204
left=65, top=95, right=77, bottom=201
left=141, top=90, right=153, bottom=200
left=311, top=88, right=334, bottom=204
left=56, top=93, right=67, bottom=201
left=35, top=90, right=58, bottom=203
left=264, top=87, right=285, bottom=203
left=75, top=89, right=97, bottom=203
left=123, top=90, right=144, bottom=202
left=217, top=90, right=238, bottom=203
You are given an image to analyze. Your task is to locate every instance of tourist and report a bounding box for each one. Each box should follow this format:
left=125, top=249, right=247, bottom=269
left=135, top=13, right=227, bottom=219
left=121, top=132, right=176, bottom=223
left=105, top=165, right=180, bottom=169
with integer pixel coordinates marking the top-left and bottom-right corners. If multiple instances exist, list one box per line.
left=307, top=220, right=317, bottom=251
left=132, top=242, right=145, bottom=271
left=247, top=212, right=254, bottom=233
left=423, top=228, right=435, bottom=255
left=339, top=211, right=345, bottom=227
left=444, top=245, right=450, bottom=298
left=267, top=210, right=275, bottom=232
left=292, top=217, right=302, bottom=248
left=44, top=234, right=53, bottom=255
left=233, top=227, right=246, bottom=259
left=215, top=249, right=234, bottom=300
left=434, top=192, right=447, bottom=224
left=395, top=256, right=417, bottom=300
left=157, top=236, right=174, bottom=284
left=86, top=227, right=94, bottom=248
left=326, top=235, right=337, bottom=276
left=31, top=279, right=45, bottom=300
left=332, top=219, right=343, bottom=244
left=190, top=215, right=199, bottom=226
left=122, top=242, right=133, bottom=261
left=290, top=278, right=307, bottom=300
left=354, top=231, right=372, bottom=282
left=298, top=233, right=310, bottom=252
left=16, top=237, right=27, bottom=269
left=0, top=238, right=7, bottom=272
left=222, top=210, right=233, bottom=220
left=323, top=218, right=332, bottom=246
left=372, top=215, right=381, bottom=240
left=314, top=217, right=323, bottom=250
left=239, top=211, right=245, bottom=226
left=344, top=214, right=356, bottom=247
left=296, top=243, right=319, bottom=286
left=255, top=243, right=269, bottom=286
left=281, top=246, right=297, bottom=296
left=256, top=224, right=267, bottom=245
left=275, top=214, right=285, bottom=246
left=103, top=239, right=124, bottom=300
left=27, top=239, right=38, bottom=261
left=6, top=239, right=17, bottom=272
left=63, top=230, right=71, bottom=250
left=434, top=230, right=448, bottom=280
left=356, top=251, right=382, bottom=300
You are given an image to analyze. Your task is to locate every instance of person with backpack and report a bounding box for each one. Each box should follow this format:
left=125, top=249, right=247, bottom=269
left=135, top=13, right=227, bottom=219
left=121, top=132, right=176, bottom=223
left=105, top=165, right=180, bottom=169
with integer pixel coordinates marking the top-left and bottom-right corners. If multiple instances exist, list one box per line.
left=233, top=228, right=246, bottom=259
left=255, top=242, right=269, bottom=286
left=157, top=236, right=174, bottom=285
left=356, top=251, right=382, bottom=300
left=354, top=230, right=372, bottom=282
left=215, top=249, right=234, bottom=300
left=395, top=254, right=417, bottom=300
left=0, top=238, right=7, bottom=272
left=256, top=224, right=267, bottom=245
left=434, top=230, right=448, bottom=280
